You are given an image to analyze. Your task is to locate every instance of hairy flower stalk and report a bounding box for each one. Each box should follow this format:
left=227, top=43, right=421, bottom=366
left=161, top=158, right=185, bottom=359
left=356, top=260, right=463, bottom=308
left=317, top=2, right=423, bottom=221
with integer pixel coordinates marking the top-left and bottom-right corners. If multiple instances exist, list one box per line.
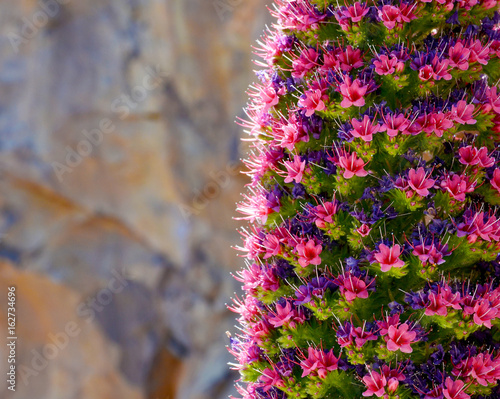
left=230, top=1, right=500, bottom=398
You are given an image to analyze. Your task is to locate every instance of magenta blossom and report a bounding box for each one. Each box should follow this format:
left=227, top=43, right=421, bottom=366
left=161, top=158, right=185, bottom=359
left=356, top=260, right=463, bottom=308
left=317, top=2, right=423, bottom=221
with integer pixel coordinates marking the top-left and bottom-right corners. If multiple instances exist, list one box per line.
left=352, top=324, right=378, bottom=347
left=342, top=2, right=369, bottom=22
left=296, top=239, right=322, bottom=267
left=338, top=45, right=364, bottom=72
left=469, top=39, right=490, bottom=65
left=378, top=5, right=401, bottom=30
left=283, top=155, right=306, bottom=184
left=380, top=113, right=410, bottom=137
left=292, top=47, right=319, bottom=78
left=374, top=244, right=405, bottom=272
left=451, top=101, right=476, bottom=125
left=300, top=347, right=339, bottom=378
left=443, top=378, right=469, bottom=399
left=427, top=113, right=454, bottom=137
left=339, top=77, right=368, bottom=108
left=441, top=174, right=473, bottom=202
left=386, top=323, right=417, bottom=353
left=362, top=370, right=388, bottom=397
left=298, top=89, right=326, bottom=116
left=448, top=42, right=470, bottom=71
left=267, top=300, right=295, bottom=328
left=350, top=115, right=381, bottom=142
left=476, top=147, right=495, bottom=168
left=357, top=223, right=371, bottom=237
left=259, top=85, right=279, bottom=111
left=459, top=145, right=481, bottom=165
left=334, top=272, right=370, bottom=302
left=491, top=169, right=500, bottom=193
left=313, top=200, right=338, bottom=228
left=258, top=367, right=285, bottom=392
left=373, top=54, right=399, bottom=75
left=408, top=167, right=435, bottom=197
left=338, top=150, right=369, bottom=179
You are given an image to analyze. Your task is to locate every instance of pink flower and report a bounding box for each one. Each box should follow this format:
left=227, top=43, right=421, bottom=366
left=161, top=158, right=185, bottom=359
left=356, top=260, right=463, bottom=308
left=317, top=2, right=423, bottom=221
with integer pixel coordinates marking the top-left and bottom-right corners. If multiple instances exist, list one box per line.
left=386, top=323, right=417, bottom=353
left=237, top=189, right=274, bottom=223
left=491, top=169, right=500, bottom=193
left=262, top=234, right=281, bottom=259
left=350, top=115, right=381, bottom=142
left=338, top=45, right=364, bottom=72
left=431, top=56, right=452, bottom=81
left=335, top=273, right=370, bottom=302
left=378, top=5, right=401, bottom=30
left=258, top=368, right=285, bottom=392
left=488, top=86, right=500, bottom=114
left=380, top=113, right=410, bottom=137
left=443, top=378, right=470, bottom=399
left=261, top=267, right=280, bottom=291
left=377, top=314, right=400, bottom=336
left=408, top=167, right=435, bottom=197
left=362, top=370, right=387, bottom=397
left=448, top=42, right=470, bottom=71
left=298, top=89, right=326, bottom=116
left=473, top=299, right=497, bottom=328
left=259, top=85, right=279, bottom=111
left=338, top=151, right=369, bottom=179
left=427, top=113, right=454, bottom=137
left=313, top=201, right=338, bottom=228
left=419, top=65, right=434, bottom=81
left=352, top=324, right=378, bottom=347
left=441, top=174, right=470, bottom=202
left=411, top=242, right=434, bottom=265
left=425, top=292, right=448, bottom=316
left=292, top=47, right=319, bottom=78
left=400, top=2, right=417, bottom=22
left=373, top=54, right=399, bottom=75
left=343, top=2, right=369, bottom=22
left=471, top=353, right=496, bottom=386
left=357, top=223, right=371, bottom=237
left=278, top=122, right=301, bottom=151
left=374, top=244, right=405, bottom=272
left=321, top=48, right=341, bottom=72
left=474, top=213, right=500, bottom=242
left=268, top=300, right=296, bottom=328
left=339, top=77, right=367, bottom=108
left=296, top=239, right=322, bottom=267
left=459, top=145, right=480, bottom=165
left=300, top=347, right=339, bottom=378
left=451, top=101, right=476, bottom=125
left=476, top=147, right=495, bottom=168
left=283, top=156, right=306, bottom=184
left=469, top=39, right=490, bottom=65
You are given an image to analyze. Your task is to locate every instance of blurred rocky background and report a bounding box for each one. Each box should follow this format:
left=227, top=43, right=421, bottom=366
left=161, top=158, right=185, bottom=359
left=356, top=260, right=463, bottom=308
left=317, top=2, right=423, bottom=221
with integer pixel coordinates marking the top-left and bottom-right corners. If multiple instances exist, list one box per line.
left=0, top=1, right=270, bottom=398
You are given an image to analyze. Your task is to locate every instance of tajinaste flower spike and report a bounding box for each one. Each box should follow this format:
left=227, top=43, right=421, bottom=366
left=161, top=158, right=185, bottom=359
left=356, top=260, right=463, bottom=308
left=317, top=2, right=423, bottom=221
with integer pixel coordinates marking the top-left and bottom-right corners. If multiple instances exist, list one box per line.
left=231, top=1, right=500, bottom=398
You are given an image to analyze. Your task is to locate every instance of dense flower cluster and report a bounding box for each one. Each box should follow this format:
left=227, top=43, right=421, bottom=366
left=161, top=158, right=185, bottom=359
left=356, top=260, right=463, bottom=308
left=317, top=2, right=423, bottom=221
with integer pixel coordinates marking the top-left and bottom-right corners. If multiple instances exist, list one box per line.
left=231, top=0, right=500, bottom=398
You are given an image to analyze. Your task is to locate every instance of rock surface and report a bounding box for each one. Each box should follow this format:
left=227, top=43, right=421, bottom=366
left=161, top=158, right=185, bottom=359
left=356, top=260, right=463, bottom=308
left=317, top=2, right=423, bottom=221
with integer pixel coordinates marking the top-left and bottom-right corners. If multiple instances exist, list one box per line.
left=0, top=0, right=270, bottom=398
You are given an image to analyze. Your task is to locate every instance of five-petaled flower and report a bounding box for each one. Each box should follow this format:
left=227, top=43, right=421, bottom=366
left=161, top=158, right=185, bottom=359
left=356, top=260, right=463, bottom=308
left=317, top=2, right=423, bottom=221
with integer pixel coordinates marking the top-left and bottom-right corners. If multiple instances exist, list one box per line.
left=300, top=347, right=339, bottom=378
left=374, top=243, right=405, bottom=272
left=283, top=155, right=306, bottom=184
left=386, top=323, right=417, bottom=353
left=339, top=77, right=368, bottom=108
left=408, top=167, right=435, bottom=197
left=338, top=150, right=369, bottom=179
left=296, top=239, right=322, bottom=267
